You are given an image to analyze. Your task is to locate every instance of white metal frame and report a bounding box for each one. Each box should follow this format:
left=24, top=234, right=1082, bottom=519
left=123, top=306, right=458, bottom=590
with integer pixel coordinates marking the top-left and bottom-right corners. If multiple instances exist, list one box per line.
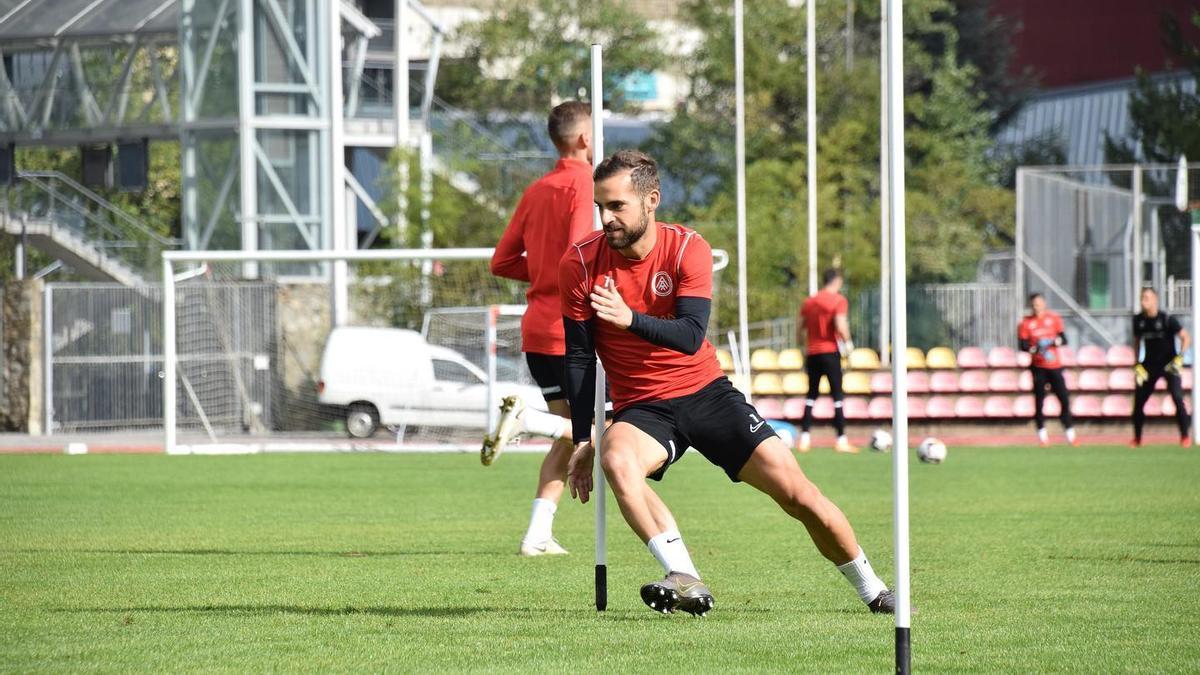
left=590, top=43, right=609, bottom=612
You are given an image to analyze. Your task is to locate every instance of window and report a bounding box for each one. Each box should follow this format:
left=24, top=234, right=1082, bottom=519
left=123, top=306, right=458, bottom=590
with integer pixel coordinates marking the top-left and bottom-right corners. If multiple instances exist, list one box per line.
left=432, top=359, right=481, bottom=385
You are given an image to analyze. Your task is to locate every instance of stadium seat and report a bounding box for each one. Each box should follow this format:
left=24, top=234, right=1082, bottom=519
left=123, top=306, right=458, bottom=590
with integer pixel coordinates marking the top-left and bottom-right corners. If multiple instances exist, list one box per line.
left=929, top=371, right=959, bottom=393
left=1143, top=395, right=1163, bottom=417
left=1013, top=395, right=1035, bottom=417
left=1071, top=395, right=1103, bottom=417
left=1161, top=395, right=1176, bottom=417
left=1184, top=369, right=1194, bottom=391
left=756, top=397, right=785, bottom=419
left=1102, top=394, right=1132, bottom=417
left=1078, top=369, right=1108, bottom=391
left=782, top=372, right=809, bottom=395
left=987, top=347, right=1020, bottom=368
left=1106, top=345, right=1136, bottom=367
left=844, top=371, right=872, bottom=395
left=844, top=397, right=871, bottom=420
left=868, top=397, right=893, bottom=419
left=752, top=373, right=784, bottom=395
left=1043, top=396, right=1063, bottom=417
left=988, top=370, right=1021, bottom=392
left=907, top=371, right=930, bottom=393
left=1057, top=345, right=1077, bottom=367
left=870, top=372, right=893, bottom=394
left=1062, top=369, right=1078, bottom=389
left=849, top=347, right=881, bottom=371
left=717, top=349, right=734, bottom=371
left=905, top=347, right=926, bottom=369
left=1075, top=345, right=1107, bottom=367
left=1108, top=368, right=1136, bottom=391
left=750, top=348, right=780, bottom=371
left=813, top=398, right=835, bottom=419
left=907, top=397, right=928, bottom=419
left=1016, top=351, right=1032, bottom=368
left=926, top=396, right=956, bottom=418
left=1019, top=370, right=1034, bottom=390
left=925, top=347, right=957, bottom=369
left=953, top=396, right=986, bottom=418
left=984, top=396, right=1015, bottom=417
left=783, top=397, right=808, bottom=419
left=956, top=346, right=988, bottom=369
left=777, top=348, right=804, bottom=371
left=958, top=370, right=990, bottom=392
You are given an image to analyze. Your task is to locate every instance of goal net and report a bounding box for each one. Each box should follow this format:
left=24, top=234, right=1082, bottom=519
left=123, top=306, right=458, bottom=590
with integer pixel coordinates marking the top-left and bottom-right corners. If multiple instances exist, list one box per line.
left=162, top=249, right=539, bottom=454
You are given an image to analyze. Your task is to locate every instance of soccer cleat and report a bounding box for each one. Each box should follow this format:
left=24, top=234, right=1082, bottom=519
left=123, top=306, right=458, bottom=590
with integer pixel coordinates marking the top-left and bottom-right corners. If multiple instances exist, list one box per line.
left=480, top=395, right=526, bottom=466
left=1128, top=439, right=1142, bottom=449
left=798, top=434, right=811, bottom=453
left=518, top=538, right=569, bottom=556
left=1039, top=438, right=1050, bottom=448
left=1182, top=435, right=1192, bottom=448
left=639, top=572, right=715, bottom=617
left=1070, top=437, right=1082, bottom=447
left=867, top=589, right=896, bottom=614
left=834, top=438, right=859, bottom=454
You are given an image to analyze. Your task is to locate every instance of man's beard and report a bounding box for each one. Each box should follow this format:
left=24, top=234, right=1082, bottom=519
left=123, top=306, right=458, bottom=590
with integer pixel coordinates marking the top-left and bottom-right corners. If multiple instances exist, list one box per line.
left=604, top=207, right=650, bottom=250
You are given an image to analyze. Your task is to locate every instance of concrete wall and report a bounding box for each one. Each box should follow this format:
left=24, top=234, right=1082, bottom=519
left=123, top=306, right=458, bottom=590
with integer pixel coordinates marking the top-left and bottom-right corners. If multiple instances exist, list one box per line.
left=275, top=283, right=333, bottom=431
left=1, top=280, right=43, bottom=433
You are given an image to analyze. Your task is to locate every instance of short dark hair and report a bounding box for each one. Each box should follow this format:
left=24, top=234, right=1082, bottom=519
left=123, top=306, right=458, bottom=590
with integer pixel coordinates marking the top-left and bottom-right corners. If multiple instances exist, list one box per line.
left=822, top=268, right=842, bottom=286
left=1141, top=286, right=1158, bottom=296
left=1028, top=292, right=1043, bottom=302
left=593, top=149, right=660, bottom=197
left=547, top=101, right=590, bottom=150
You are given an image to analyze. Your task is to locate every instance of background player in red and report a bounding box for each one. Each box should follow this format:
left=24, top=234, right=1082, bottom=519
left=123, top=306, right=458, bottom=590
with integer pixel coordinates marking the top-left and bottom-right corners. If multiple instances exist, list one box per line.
left=797, top=268, right=857, bottom=453
left=561, top=150, right=893, bottom=616
left=484, top=101, right=596, bottom=556
left=1018, top=292, right=1078, bottom=446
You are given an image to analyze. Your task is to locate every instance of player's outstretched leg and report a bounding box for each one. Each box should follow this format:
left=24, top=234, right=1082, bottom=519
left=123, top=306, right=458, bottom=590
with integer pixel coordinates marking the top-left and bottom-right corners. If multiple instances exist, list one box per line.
left=1166, top=373, right=1191, bottom=447
left=480, top=395, right=569, bottom=465
left=1131, top=378, right=1154, bottom=448
left=737, top=436, right=893, bottom=613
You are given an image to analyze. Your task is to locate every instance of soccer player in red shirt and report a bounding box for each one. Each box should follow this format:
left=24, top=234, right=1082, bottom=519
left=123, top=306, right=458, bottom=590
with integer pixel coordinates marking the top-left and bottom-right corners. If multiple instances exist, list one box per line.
left=797, top=269, right=857, bottom=453
left=1017, top=293, right=1078, bottom=446
left=484, top=101, right=597, bottom=556
left=561, top=150, right=893, bottom=616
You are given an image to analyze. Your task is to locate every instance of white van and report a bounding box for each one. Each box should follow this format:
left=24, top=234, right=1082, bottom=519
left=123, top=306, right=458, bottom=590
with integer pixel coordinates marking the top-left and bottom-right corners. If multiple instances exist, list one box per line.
left=317, top=327, right=545, bottom=438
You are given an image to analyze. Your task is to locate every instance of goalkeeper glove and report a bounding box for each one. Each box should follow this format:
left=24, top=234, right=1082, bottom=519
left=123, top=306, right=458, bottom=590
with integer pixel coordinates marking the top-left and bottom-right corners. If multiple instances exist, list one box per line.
left=1166, top=356, right=1184, bottom=376
left=1134, top=363, right=1149, bottom=387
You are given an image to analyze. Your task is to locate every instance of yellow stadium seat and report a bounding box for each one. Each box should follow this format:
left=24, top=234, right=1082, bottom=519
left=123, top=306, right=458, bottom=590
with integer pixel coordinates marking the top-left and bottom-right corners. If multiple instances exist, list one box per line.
left=819, top=377, right=830, bottom=394
left=777, top=348, right=804, bottom=371
left=751, top=373, right=784, bottom=396
left=717, top=349, right=734, bottom=371
left=728, top=373, right=751, bottom=393
left=905, top=347, right=926, bottom=369
left=844, top=371, right=872, bottom=394
left=925, top=346, right=957, bottom=369
left=750, top=348, right=780, bottom=371
left=782, top=372, right=809, bottom=395
left=848, top=347, right=881, bottom=371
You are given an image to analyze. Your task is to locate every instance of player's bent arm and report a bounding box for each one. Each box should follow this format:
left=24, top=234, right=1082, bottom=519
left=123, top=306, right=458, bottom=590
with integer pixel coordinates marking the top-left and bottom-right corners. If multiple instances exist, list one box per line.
left=835, top=313, right=852, bottom=345
left=627, top=296, right=711, bottom=355
left=489, top=205, right=531, bottom=281
left=1179, top=328, right=1191, bottom=355
left=563, top=317, right=598, bottom=444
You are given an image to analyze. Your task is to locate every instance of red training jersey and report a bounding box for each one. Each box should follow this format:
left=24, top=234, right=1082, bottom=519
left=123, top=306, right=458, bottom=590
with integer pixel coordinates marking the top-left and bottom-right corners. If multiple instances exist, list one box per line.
left=1017, top=311, right=1065, bottom=369
left=559, top=222, right=725, bottom=411
left=800, top=290, right=849, bottom=356
left=491, top=157, right=595, bottom=355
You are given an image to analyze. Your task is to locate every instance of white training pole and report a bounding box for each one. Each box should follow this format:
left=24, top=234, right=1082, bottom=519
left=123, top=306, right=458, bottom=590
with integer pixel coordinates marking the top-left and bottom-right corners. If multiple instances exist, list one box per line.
left=878, top=0, right=890, bottom=365
left=806, top=0, right=818, bottom=296
left=734, top=0, right=751, bottom=397
left=886, top=0, right=912, bottom=672
left=590, top=43, right=608, bottom=612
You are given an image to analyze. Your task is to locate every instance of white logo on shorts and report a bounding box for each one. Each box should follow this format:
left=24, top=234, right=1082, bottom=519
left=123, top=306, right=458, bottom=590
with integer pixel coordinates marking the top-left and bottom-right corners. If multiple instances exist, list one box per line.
left=652, top=271, right=674, bottom=297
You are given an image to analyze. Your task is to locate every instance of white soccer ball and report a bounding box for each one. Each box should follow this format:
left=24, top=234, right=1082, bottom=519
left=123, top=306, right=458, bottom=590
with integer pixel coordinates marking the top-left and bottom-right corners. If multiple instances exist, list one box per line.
left=917, top=437, right=947, bottom=464
left=869, top=429, right=893, bottom=453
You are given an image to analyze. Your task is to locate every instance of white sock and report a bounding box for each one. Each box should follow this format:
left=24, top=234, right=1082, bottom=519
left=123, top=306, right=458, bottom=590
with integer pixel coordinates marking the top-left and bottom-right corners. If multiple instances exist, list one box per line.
left=837, top=435, right=848, bottom=444
left=800, top=432, right=811, bottom=444
left=521, top=498, right=556, bottom=545
left=647, top=529, right=700, bottom=579
left=1065, top=428, right=1076, bottom=443
left=836, top=547, right=888, bottom=604
left=1037, top=428, right=1048, bottom=443
left=520, top=408, right=569, bottom=440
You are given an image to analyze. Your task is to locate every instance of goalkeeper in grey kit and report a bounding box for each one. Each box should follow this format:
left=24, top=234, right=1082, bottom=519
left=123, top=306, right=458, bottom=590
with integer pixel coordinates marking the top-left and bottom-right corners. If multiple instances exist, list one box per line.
left=1131, top=287, right=1192, bottom=447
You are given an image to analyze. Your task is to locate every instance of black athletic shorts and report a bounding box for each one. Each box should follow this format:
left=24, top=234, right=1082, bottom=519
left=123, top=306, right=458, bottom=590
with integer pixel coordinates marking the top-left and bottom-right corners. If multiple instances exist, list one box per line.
left=612, top=376, right=778, bottom=483
left=526, top=353, right=567, bottom=402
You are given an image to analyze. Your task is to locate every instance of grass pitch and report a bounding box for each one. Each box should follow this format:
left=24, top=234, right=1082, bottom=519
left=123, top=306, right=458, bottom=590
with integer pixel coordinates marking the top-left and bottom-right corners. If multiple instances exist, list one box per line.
left=1, top=444, right=1198, bottom=672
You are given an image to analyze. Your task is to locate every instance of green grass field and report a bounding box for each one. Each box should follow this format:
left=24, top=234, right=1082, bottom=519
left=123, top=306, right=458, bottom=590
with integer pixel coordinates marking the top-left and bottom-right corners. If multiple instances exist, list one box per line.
left=2, top=445, right=1198, bottom=672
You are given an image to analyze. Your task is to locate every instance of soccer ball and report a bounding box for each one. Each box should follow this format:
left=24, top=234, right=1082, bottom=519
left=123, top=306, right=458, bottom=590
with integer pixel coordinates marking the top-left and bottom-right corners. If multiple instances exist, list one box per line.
left=768, top=419, right=798, bottom=449
left=869, top=429, right=893, bottom=453
left=917, top=437, right=947, bottom=464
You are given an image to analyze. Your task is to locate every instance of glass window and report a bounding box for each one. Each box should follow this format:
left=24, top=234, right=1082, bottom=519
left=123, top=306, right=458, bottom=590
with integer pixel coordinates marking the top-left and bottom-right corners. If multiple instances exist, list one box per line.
left=432, top=359, right=481, bottom=385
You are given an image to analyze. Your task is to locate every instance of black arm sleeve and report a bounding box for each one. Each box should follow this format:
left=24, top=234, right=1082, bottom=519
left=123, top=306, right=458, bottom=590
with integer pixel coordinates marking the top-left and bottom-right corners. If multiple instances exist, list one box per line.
left=1057, top=332, right=1068, bottom=346
left=1018, top=338, right=1031, bottom=352
left=563, top=317, right=597, bottom=444
left=627, top=296, right=711, bottom=355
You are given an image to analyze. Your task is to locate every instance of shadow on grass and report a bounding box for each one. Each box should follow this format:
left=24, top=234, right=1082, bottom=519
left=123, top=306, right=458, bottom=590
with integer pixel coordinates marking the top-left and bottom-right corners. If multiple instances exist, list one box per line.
left=53, top=604, right=775, bottom=618
left=2, top=549, right=492, bottom=558
left=1049, top=554, right=1200, bottom=565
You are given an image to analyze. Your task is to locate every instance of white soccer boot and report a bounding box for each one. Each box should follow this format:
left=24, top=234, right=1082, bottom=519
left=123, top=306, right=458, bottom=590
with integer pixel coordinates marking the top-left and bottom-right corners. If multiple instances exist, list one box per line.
left=519, top=538, right=569, bottom=556
left=480, top=395, right=526, bottom=466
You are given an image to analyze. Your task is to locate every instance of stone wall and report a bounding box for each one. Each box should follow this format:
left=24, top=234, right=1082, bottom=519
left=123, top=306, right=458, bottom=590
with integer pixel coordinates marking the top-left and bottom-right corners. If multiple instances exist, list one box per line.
left=1, top=280, right=43, bottom=433
left=275, top=283, right=333, bottom=431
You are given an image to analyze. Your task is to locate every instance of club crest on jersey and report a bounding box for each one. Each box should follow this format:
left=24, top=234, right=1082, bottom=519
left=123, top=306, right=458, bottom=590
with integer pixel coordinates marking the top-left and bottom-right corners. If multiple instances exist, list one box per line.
left=652, top=271, right=674, bottom=297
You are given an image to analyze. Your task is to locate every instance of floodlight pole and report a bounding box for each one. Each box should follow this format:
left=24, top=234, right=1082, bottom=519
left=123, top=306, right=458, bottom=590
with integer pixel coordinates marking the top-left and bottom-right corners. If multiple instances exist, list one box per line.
left=734, top=0, right=751, bottom=395
left=885, top=0, right=911, bottom=673
left=806, top=0, right=818, bottom=295
left=591, top=44, right=608, bottom=613
left=394, top=0, right=409, bottom=238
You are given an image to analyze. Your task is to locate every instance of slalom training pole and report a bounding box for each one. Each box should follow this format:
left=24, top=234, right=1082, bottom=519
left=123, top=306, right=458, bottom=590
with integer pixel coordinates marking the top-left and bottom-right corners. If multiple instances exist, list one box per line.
left=590, top=43, right=608, bottom=612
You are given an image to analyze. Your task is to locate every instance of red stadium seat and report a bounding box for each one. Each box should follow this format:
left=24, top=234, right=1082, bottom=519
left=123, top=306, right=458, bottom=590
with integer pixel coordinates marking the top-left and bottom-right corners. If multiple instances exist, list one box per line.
left=907, top=371, right=930, bottom=394
left=814, top=398, right=835, bottom=419
left=1013, top=395, right=1035, bottom=417
left=1075, top=345, right=1107, bottom=367
left=988, top=370, right=1021, bottom=392
left=926, top=396, right=957, bottom=418
left=1062, top=369, right=1078, bottom=390
left=868, top=397, right=893, bottom=419
left=930, top=371, right=960, bottom=393
left=783, top=397, right=807, bottom=419
left=1102, top=394, right=1132, bottom=417
left=1106, top=345, right=1136, bottom=367
left=870, top=372, right=893, bottom=394
left=907, top=397, right=928, bottom=419
left=1019, top=370, right=1034, bottom=390
left=958, top=370, right=990, bottom=392
left=756, top=397, right=784, bottom=419
left=953, top=396, right=986, bottom=418
left=1108, top=369, right=1136, bottom=391
left=1183, top=369, right=1193, bottom=391
left=1077, top=369, right=1108, bottom=391
left=984, top=396, right=1015, bottom=417
left=1056, top=345, right=1077, bottom=367
left=1070, top=395, right=1102, bottom=417
left=956, top=347, right=988, bottom=369
left=1143, top=395, right=1163, bottom=417
left=1162, top=395, right=1177, bottom=417
left=1017, top=351, right=1032, bottom=368
left=987, top=347, right=1020, bottom=368
left=844, top=397, right=870, bottom=420
left=1043, top=396, right=1062, bottom=417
